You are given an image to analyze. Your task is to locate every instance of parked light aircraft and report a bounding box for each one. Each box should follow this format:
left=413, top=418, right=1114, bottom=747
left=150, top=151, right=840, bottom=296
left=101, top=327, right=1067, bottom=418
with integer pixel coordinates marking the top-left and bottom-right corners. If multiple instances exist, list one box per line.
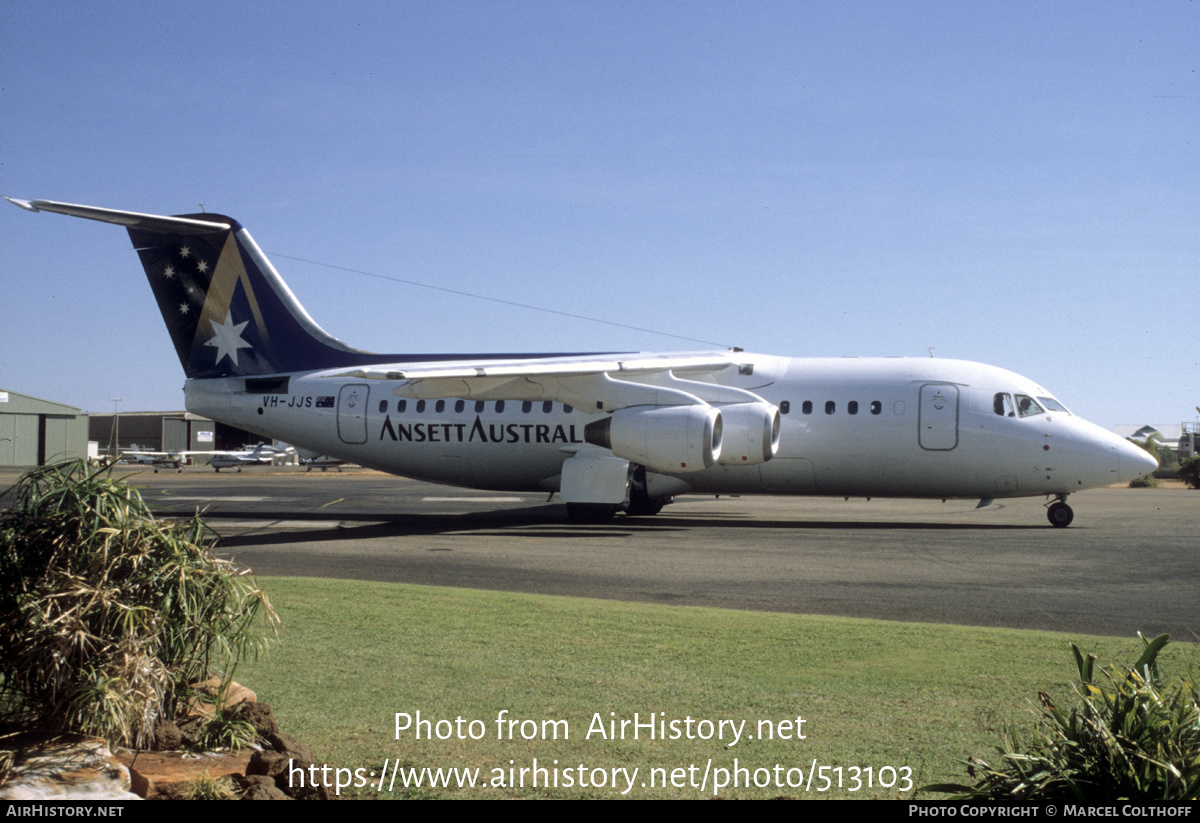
left=295, top=447, right=349, bottom=472
left=206, top=442, right=289, bottom=472
left=119, top=446, right=183, bottom=472
left=8, top=198, right=1157, bottom=526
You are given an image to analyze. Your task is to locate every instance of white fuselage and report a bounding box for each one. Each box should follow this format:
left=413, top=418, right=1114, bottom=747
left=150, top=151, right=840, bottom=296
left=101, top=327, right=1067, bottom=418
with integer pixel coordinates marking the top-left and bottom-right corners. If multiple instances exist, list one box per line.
left=11, top=196, right=1152, bottom=524
left=184, top=354, right=1145, bottom=501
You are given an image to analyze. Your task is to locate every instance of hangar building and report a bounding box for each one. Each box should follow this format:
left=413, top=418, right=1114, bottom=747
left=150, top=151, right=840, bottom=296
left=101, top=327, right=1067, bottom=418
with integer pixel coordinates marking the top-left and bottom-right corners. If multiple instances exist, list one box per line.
left=0, top=389, right=89, bottom=467
left=87, top=412, right=262, bottom=456
left=1, top=389, right=262, bottom=468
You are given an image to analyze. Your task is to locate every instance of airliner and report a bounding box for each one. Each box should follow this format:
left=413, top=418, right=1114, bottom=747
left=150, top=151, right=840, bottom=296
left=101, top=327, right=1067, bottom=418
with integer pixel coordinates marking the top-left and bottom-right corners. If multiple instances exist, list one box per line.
left=7, top=197, right=1156, bottom=526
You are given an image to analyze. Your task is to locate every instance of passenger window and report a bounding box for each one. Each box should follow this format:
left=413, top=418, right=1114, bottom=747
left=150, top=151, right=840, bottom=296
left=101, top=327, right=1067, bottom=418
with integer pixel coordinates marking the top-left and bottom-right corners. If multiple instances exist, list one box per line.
left=848, top=401, right=858, bottom=415
left=779, top=401, right=790, bottom=414
left=435, top=400, right=445, bottom=413
left=994, top=393, right=1015, bottom=417
left=802, top=401, right=813, bottom=415
left=870, top=401, right=881, bottom=415
left=397, top=400, right=407, bottom=413
left=543, top=401, right=553, bottom=413
left=416, top=400, right=425, bottom=413
left=454, top=399, right=464, bottom=413
left=522, top=401, right=532, bottom=413
left=564, top=404, right=573, bottom=413
left=495, top=400, right=506, bottom=413
left=825, top=401, right=835, bottom=415
left=378, top=400, right=388, bottom=413
left=1015, top=395, right=1044, bottom=418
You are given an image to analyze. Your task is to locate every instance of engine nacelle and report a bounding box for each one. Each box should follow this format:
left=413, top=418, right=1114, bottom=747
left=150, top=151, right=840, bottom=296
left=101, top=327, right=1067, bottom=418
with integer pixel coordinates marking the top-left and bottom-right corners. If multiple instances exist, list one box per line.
left=584, top=405, right=722, bottom=473
left=716, top=402, right=780, bottom=466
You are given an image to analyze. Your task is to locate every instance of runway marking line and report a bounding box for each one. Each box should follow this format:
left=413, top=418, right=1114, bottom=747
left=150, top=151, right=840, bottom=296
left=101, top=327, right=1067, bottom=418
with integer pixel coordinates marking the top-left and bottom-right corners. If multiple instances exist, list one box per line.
left=422, top=496, right=525, bottom=503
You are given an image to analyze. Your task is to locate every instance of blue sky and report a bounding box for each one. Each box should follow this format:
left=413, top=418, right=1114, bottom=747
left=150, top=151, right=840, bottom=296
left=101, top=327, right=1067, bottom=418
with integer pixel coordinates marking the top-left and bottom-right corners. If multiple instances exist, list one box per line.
left=2, top=1, right=1196, bottom=428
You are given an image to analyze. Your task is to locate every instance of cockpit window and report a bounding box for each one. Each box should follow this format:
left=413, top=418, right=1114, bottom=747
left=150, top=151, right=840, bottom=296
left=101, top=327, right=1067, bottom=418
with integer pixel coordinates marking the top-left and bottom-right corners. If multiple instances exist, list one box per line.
left=1014, top=394, right=1044, bottom=418
left=1038, top=396, right=1070, bottom=414
left=993, top=393, right=1015, bottom=417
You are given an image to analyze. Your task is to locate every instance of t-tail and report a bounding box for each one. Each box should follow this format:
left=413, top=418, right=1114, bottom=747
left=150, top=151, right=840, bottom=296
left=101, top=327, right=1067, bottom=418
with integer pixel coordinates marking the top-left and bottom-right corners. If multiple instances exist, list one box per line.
left=6, top=198, right=391, bottom=379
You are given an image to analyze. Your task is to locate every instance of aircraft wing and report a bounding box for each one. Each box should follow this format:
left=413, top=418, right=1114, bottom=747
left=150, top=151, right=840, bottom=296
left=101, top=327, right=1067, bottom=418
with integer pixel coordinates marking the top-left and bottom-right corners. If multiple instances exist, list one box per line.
left=117, top=450, right=184, bottom=468
left=331, top=351, right=765, bottom=411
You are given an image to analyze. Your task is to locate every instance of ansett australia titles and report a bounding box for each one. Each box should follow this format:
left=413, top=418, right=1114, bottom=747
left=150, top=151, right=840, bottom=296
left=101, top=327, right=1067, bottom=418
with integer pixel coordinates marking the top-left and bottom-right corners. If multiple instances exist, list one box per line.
left=395, top=711, right=808, bottom=748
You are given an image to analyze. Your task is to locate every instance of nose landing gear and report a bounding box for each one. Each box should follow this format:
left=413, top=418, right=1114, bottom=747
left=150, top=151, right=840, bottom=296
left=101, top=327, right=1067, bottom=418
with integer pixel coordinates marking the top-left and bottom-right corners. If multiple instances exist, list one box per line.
left=1046, top=495, right=1074, bottom=528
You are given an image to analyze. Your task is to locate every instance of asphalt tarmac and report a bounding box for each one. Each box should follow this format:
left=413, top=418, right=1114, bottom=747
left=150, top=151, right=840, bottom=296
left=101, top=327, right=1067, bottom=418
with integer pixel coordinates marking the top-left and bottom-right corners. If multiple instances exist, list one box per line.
left=3, top=466, right=1196, bottom=639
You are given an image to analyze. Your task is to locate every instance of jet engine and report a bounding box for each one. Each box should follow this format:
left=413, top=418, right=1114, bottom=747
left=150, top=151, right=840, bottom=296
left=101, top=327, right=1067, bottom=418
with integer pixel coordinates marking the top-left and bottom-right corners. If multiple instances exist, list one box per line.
left=716, top=402, right=780, bottom=465
left=584, top=405, right=722, bottom=473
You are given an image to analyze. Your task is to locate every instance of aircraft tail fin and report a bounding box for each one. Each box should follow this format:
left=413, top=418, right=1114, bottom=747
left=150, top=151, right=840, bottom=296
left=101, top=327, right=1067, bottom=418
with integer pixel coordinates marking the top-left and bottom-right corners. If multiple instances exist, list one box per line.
left=7, top=198, right=381, bottom=379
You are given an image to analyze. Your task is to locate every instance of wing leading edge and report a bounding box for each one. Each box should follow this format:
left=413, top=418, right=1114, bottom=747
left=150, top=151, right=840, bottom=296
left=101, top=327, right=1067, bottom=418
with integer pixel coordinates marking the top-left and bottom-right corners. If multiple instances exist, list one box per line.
left=330, top=352, right=762, bottom=412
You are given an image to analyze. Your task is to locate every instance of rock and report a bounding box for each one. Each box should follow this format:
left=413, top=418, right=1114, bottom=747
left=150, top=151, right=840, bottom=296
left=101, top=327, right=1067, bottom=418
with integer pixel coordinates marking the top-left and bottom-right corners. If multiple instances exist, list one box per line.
left=234, top=774, right=291, bottom=800
left=116, top=750, right=253, bottom=798
left=1, top=702, right=326, bottom=800
left=186, top=678, right=257, bottom=717
left=234, top=702, right=278, bottom=739
left=174, top=715, right=210, bottom=749
left=246, top=750, right=332, bottom=800
left=266, top=731, right=315, bottom=764
left=151, top=719, right=183, bottom=752
left=0, top=734, right=140, bottom=801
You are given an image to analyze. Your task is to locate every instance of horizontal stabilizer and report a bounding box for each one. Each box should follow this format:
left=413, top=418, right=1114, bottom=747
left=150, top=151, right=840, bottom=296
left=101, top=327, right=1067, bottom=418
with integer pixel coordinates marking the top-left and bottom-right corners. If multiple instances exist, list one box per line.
left=5, top=198, right=231, bottom=234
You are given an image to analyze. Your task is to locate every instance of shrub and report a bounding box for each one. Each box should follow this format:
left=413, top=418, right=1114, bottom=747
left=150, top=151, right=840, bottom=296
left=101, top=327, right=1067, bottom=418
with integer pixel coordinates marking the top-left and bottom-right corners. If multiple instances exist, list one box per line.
left=1178, top=456, right=1200, bottom=490
left=0, top=460, right=278, bottom=748
left=178, top=773, right=240, bottom=800
left=191, top=700, right=258, bottom=752
left=922, top=634, right=1199, bottom=801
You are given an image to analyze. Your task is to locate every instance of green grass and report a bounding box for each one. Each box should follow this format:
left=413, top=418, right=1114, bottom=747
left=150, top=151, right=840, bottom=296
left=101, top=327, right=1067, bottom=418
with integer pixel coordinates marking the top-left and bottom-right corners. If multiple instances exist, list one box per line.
left=234, top=578, right=1195, bottom=799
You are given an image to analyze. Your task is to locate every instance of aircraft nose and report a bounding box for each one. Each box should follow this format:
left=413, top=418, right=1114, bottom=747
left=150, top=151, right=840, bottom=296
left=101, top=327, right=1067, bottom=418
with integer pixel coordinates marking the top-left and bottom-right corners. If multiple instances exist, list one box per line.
left=1118, top=438, right=1159, bottom=483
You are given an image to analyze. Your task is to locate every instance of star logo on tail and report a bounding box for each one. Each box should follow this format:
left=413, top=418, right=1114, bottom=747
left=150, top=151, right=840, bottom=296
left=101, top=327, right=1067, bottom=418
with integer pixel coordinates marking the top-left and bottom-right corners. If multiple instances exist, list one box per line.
left=205, top=310, right=253, bottom=367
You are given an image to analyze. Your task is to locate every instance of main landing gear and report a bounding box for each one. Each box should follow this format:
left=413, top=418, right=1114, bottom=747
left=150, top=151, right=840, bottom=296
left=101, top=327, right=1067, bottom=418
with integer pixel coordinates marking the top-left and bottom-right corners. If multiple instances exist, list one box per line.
left=624, top=495, right=667, bottom=517
left=565, top=466, right=673, bottom=523
left=1046, top=495, right=1074, bottom=528
left=565, top=497, right=671, bottom=523
left=566, top=503, right=619, bottom=523
left=624, top=467, right=670, bottom=517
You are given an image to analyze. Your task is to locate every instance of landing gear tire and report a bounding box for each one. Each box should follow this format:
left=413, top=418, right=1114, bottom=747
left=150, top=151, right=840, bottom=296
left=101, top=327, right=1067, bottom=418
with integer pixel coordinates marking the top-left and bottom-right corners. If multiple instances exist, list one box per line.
left=624, top=465, right=670, bottom=517
left=566, top=503, right=618, bottom=523
left=625, top=498, right=666, bottom=517
left=1047, top=501, right=1074, bottom=528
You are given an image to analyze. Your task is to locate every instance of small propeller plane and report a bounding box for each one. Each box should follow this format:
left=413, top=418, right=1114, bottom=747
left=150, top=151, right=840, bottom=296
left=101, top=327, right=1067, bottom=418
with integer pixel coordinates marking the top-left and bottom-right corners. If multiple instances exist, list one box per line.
left=8, top=197, right=1156, bottom=525
left=118, top=446, right=184, bottom=472
left=205, top=442, right=290, bottom=472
